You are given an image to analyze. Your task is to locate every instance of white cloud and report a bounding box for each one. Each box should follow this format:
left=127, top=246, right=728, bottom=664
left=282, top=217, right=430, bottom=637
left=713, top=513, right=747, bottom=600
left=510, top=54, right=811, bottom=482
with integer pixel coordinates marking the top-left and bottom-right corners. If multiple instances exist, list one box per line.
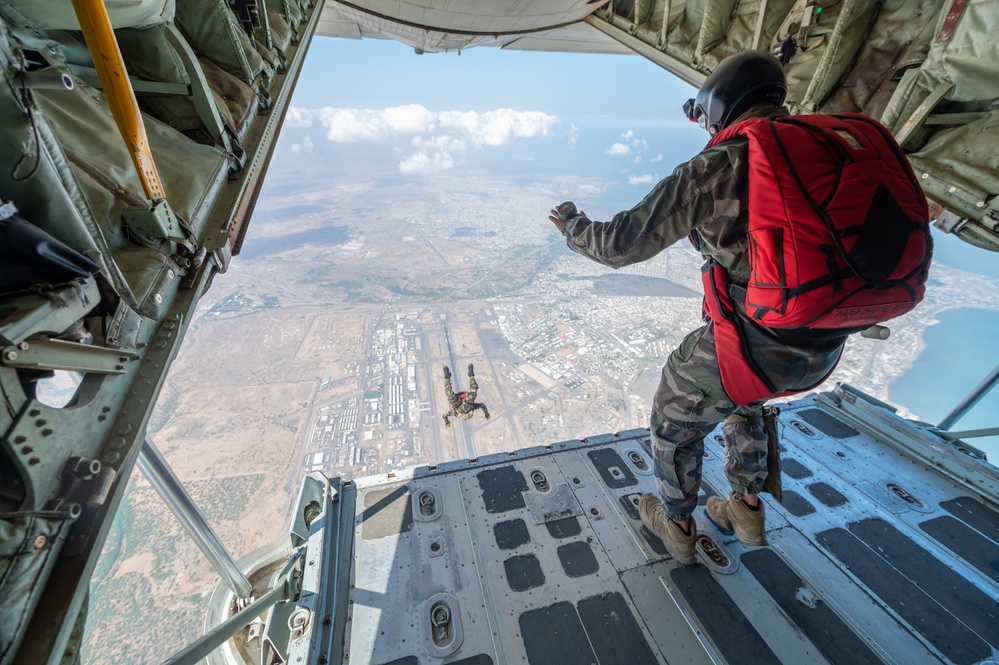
left=286, top=106, right=314, bottom=128
left=438, top=109, right=558, bottom=147
left=399, top=151, right=455, bottom=176
left=569, top=123, right=579, bottom=147
left=605, top=142, right=630, bottom=156
left=620, top=129, right=634, bottom=141
left=633, top=156, right=642, bottom=164
left=412, top=135, right=467, bottom=153
left=650, top=154, right=664, bottom=162
left=382, top=104, right=438, bottom=133
left=629, top=174, right=656, bottom=185
left=289, top=104, right=558, bottom=176
left=634, top=138, right=649, bottom=152
left=290, top=133, right=315, bottom=155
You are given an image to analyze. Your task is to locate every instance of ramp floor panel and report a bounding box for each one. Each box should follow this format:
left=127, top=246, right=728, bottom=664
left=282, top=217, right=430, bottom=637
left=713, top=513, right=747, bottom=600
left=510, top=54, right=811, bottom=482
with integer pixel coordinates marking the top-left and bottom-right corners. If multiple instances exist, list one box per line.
left=334, top=394, right=999, bottom=665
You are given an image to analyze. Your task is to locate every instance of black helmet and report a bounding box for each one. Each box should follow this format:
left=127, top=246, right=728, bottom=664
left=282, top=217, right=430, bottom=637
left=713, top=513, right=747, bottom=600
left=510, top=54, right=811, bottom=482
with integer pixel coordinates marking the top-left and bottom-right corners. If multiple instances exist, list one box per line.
left=684, top=51, right=787, bottom=135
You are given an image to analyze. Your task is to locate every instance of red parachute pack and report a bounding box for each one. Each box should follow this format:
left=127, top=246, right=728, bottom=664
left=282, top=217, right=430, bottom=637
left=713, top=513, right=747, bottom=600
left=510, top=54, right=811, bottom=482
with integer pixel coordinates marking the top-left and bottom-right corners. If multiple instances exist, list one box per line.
left=701, top=113, right=932, bottom=404
left=707, top=113, right=932, bottom=329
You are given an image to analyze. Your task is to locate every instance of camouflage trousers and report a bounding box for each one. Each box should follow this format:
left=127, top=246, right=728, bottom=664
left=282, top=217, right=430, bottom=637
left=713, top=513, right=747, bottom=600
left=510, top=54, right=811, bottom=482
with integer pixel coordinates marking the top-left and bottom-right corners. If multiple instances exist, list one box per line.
left=650, top=322, right=769, bottom=520
left=444, top=376, right=478, bottom=408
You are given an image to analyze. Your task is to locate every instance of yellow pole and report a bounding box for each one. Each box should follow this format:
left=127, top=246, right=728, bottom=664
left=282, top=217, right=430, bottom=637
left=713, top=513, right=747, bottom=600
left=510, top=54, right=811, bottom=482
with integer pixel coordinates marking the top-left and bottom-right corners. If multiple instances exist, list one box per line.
left=70, top=0, right=166, bottom=201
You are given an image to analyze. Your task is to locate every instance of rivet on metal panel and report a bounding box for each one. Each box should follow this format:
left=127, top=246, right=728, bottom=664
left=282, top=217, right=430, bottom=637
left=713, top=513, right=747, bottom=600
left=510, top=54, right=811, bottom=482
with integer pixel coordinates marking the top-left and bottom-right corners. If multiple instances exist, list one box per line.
left=29, top=409, right=40, bottom=417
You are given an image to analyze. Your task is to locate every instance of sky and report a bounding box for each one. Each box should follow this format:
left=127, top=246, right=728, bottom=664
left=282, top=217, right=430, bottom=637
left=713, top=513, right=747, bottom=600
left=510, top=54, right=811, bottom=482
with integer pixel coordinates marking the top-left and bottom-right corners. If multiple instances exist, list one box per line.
left=274, top=36, right=707, bottom=214
left=268, top=34, right=999, bottom=453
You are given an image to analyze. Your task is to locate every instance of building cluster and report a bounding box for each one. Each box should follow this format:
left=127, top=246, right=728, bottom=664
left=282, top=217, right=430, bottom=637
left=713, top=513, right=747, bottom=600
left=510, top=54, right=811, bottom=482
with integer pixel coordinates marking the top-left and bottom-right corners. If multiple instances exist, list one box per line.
left=302, top=313, right=425, bottom=478
left=493, top=294, right=699, bottom=393
left=306, top=398, right=359, bottom=471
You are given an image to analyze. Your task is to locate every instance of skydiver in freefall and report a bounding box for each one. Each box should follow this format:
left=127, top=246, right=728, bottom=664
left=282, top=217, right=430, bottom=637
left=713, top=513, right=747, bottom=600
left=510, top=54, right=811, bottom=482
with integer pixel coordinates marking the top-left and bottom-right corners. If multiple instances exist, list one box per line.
left=442, top=364, right=490, bottom=427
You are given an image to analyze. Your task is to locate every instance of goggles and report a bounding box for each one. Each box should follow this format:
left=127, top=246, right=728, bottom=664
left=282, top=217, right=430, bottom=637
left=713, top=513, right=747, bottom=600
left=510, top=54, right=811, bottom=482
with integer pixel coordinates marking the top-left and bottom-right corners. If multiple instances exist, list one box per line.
left=683, top=98, right=707, bottom=129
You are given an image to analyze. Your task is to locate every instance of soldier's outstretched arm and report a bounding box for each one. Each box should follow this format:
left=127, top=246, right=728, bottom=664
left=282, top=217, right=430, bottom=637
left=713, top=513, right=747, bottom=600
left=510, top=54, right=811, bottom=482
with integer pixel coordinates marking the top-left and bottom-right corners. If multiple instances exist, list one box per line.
left=551, top=145, right=743, bottom=268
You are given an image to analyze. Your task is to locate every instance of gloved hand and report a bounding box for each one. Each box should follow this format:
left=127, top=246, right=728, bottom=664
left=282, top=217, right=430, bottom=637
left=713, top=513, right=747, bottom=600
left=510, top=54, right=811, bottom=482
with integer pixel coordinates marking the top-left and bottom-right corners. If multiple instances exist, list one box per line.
left=548, top=201, right=581, bottom=234
left=443, top=366, right=451, bottom=379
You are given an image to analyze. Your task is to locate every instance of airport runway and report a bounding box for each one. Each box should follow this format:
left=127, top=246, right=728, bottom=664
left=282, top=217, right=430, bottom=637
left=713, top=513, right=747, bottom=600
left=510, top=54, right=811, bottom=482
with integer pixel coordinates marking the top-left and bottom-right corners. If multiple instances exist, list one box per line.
left=442, top=319, right=476, bottom=459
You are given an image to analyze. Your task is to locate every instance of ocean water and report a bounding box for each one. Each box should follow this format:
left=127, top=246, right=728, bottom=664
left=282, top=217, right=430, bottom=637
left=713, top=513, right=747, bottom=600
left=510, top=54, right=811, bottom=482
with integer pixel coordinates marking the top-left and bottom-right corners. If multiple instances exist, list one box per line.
left=888, top=307, right=999, bottom=461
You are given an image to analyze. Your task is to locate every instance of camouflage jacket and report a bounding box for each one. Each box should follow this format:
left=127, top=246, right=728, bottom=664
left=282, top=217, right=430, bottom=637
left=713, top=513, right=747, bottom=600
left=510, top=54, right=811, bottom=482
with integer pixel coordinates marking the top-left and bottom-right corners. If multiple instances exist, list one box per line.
left=561, top=107, right=848, bottom=365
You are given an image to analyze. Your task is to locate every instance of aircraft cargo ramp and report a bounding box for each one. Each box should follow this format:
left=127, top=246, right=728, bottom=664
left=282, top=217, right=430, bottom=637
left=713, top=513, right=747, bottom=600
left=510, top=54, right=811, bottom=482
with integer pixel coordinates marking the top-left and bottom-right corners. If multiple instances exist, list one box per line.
left=204, top=384, right=999, bottom=665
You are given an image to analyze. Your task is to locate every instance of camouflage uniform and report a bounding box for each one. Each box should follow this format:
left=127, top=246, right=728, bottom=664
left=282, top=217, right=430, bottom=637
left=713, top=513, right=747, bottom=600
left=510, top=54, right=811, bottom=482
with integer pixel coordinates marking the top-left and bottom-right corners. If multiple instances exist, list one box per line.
left=559, top=107, right=846, bottom=520
left=443, top=374, right=490, bottom=426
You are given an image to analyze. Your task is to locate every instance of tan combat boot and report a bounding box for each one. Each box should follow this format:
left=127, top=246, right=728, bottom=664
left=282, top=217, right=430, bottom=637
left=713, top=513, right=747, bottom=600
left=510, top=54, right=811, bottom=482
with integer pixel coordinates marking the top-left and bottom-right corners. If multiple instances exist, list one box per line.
left=639, top=493, right=697, bottom=565
left=706, top=493, right=767, bottom=546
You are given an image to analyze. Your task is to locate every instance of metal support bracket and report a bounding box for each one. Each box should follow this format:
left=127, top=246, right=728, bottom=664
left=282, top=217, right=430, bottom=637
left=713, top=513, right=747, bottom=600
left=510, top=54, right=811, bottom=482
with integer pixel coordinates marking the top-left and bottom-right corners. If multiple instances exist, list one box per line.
left=1, top=339, right=136, bottom=375
left=0, top=278, right=100, bottom=347
left=137, top=437, right=253, bottom=598
left=122, top=199, right=195, bottom=251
